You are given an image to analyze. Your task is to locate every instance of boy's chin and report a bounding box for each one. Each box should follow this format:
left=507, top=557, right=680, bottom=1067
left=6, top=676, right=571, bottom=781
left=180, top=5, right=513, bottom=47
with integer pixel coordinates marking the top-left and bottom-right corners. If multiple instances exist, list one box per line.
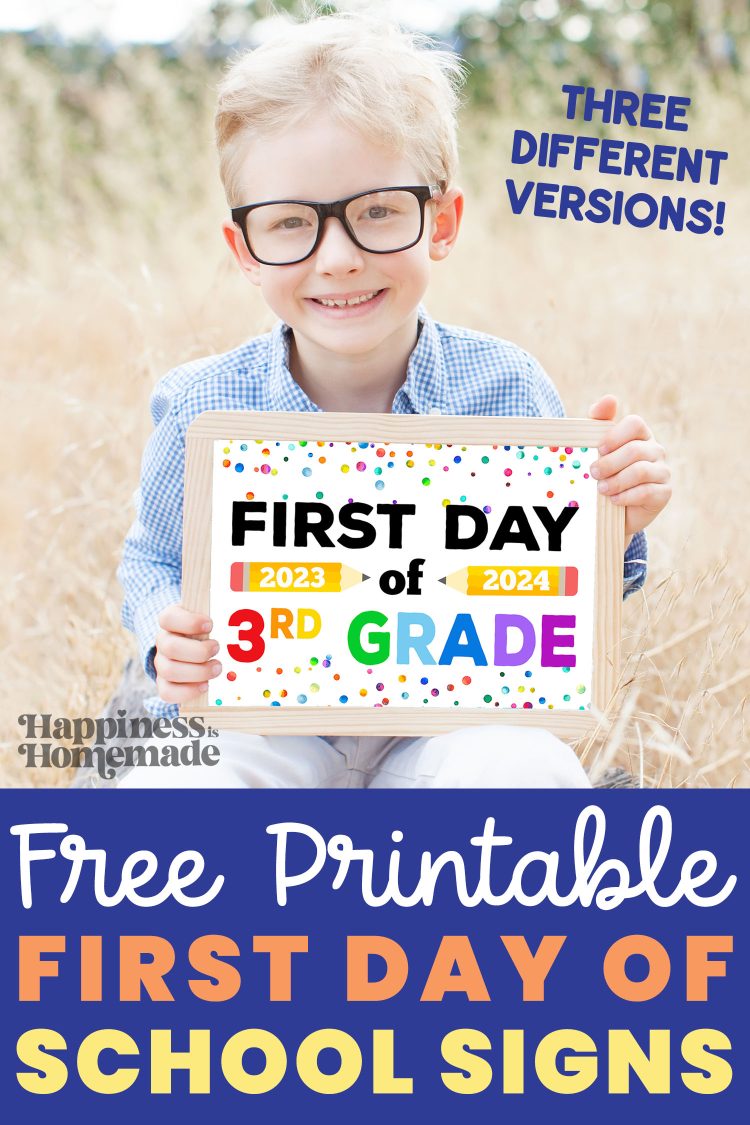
left=301, top=329, right=392, bottom=358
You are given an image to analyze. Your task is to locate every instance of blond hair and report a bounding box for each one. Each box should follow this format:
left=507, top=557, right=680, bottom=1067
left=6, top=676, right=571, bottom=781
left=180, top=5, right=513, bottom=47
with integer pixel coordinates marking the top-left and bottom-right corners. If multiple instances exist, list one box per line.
left=215, top=12, right=466, bottom=206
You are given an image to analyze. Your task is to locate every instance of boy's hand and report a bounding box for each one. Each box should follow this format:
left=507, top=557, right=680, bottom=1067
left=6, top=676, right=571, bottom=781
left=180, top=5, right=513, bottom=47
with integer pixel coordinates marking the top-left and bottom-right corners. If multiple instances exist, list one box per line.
left=154, top=605, right=222, bottom=704
left=588, top=395, right=671, bottom=541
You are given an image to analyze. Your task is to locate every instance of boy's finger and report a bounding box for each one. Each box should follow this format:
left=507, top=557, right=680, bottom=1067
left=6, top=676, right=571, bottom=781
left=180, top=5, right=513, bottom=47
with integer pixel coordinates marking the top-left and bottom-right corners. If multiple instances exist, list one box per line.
left=607, top=482, right=672, bottom=509
left=154, top=653, right=222, bottom=683
left=597, top=413, right=652, bottom=455
left=596, top=460, right=671, bottom=496
left=588, top=394, right=618, bottom=421
left=156, top=677, right=210, bottom=705
left=157, top=632, right=220, bottom=664
left=591, top=438, right=665, bottom=479
left=158, top=604, right=213, bottom=637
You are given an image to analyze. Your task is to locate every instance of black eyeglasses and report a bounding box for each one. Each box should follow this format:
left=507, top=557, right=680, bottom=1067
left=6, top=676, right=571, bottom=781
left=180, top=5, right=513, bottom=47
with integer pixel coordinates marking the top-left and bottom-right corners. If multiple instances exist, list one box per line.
left=231, top=185, right=441, bottom=265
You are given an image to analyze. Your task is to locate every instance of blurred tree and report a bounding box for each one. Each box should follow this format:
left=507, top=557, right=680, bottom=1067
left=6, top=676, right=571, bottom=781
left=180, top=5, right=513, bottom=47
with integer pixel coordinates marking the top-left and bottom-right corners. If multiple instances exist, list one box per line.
left=455, top=0, right=748, bottom=108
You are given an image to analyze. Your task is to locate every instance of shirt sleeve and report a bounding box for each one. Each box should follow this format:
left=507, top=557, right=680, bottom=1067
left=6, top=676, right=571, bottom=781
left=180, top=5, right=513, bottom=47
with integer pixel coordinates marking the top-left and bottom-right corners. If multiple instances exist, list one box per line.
left=623, top=529, right=648, bottom=599
left=523, top=354, right=648, bottom=600
left=117, top=376, right=185, bottom=689
left=524, top=354, right=565, bottom=418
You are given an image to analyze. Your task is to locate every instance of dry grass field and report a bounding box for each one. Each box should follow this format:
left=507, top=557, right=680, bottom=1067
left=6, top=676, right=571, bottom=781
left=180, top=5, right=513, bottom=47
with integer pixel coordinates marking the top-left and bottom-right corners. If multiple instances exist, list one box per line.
left=1, top=39, right=747, bottom=787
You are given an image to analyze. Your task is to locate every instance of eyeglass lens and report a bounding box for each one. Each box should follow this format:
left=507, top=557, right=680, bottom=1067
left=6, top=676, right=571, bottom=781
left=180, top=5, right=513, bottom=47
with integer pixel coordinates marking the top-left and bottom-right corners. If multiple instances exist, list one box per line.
left=245, top=189, right=424, bottom=263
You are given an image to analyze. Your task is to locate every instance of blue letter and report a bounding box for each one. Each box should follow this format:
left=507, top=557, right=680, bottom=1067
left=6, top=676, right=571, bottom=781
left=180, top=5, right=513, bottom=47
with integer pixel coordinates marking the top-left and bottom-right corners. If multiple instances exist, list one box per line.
left=439, top=614, right=488, bottom=666
left=396, top=613, right=436, bottom=665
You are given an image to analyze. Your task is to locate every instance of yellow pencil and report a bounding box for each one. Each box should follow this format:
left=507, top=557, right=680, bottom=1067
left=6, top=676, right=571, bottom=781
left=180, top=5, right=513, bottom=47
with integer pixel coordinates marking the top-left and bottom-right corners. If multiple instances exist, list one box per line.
left=440, top=565, right=578, bottom=597
left=230, top=561, right=368, bottom=593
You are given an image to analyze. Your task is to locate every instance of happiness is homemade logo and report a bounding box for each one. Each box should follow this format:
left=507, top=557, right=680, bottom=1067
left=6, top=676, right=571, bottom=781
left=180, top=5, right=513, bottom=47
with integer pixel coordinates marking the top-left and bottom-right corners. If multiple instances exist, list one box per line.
left=16, top=713, right=220, bottom=780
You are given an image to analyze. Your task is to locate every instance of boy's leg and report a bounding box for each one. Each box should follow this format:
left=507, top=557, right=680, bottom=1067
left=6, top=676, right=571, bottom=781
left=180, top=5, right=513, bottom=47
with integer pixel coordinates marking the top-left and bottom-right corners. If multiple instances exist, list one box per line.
left=368, top=726, right=591, bottom=789
left=117, top=730, right=351, bottom=789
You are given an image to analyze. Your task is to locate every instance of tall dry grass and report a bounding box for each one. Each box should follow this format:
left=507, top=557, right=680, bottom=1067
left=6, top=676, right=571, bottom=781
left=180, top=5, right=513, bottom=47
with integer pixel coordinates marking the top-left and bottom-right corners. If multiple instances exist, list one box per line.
left=0, top=38, right=747, bottom=786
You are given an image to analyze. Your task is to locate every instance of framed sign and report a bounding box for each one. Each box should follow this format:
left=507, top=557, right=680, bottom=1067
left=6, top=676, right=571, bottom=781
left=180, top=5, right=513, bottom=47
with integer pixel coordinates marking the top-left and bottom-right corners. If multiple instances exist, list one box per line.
left=181, top=412, right=623, bottom=737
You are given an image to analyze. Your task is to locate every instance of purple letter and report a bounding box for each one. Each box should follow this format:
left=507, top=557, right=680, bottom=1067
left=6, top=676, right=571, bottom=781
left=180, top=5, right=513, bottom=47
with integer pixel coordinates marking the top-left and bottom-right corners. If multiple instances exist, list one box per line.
left=541, top=615, right=577, bottom=667
left=494, top=615, right=536, bottom=666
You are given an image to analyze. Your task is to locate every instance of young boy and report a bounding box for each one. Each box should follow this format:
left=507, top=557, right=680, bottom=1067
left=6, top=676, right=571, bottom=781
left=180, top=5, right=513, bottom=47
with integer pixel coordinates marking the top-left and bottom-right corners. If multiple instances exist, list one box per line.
left=117, top=14, right=670, bottom=789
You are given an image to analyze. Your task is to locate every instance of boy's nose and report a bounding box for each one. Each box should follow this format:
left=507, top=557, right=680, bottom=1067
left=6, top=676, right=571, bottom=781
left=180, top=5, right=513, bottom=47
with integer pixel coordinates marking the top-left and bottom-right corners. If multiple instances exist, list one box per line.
left=313, top=216, right=365, bottom=274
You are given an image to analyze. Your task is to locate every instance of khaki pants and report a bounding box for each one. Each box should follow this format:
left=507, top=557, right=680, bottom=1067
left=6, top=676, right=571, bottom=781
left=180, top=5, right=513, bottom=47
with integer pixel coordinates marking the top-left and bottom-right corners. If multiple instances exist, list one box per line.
left=118, top=725, right=591, bottom=789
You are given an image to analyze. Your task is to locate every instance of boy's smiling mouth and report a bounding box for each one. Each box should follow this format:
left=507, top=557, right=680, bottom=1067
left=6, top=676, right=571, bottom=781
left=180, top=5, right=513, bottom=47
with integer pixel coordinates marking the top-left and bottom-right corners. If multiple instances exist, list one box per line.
left=306, top=288, right=386, bottom=313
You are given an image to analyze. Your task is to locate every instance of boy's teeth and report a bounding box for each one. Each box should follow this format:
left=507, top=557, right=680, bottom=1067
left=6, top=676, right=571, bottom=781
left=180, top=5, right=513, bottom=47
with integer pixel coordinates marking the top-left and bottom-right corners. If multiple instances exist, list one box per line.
left=317, top=291, right=378, bottom=307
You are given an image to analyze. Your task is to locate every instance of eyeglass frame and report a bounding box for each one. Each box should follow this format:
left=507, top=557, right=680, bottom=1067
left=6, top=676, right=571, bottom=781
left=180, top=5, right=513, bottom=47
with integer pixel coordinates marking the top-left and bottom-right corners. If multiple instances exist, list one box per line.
left=230, top=184, right=442, bottom=266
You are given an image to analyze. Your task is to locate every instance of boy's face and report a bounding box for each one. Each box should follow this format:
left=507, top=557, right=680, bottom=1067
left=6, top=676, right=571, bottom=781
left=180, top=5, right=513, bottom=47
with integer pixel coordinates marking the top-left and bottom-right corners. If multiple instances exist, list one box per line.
left=223, top=114, right=462, bottom=370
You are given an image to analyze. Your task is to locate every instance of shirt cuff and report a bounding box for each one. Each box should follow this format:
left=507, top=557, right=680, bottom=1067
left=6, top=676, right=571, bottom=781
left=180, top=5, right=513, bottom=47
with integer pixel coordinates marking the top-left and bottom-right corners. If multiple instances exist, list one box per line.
left=144, top=694, right=179, bottom=719
left=623, top=529, right=648, bottom=599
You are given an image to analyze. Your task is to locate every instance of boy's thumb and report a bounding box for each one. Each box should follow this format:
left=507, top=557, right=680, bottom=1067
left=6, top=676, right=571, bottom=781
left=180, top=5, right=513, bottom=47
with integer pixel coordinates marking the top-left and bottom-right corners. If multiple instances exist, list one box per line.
left=588, top=394, right=618, bottom=421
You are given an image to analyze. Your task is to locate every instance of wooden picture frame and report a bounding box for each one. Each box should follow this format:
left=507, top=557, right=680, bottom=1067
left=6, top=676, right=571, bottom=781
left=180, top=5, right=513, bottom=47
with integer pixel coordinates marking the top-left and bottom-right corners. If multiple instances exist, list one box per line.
left=181, top=412, right=623, bottom=738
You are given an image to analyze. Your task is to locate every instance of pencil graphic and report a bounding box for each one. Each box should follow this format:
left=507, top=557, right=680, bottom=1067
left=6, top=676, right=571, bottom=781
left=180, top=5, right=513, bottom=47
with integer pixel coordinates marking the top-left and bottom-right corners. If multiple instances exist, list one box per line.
left=439, top=565, right=578, bottom=597
left=230, top=561, right=369, bottom=593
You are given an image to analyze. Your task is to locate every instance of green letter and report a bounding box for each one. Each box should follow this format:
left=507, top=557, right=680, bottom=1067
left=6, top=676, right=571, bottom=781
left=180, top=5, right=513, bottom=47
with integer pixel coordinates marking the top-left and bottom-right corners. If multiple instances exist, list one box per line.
left=348, top=611, right=390, bottom=665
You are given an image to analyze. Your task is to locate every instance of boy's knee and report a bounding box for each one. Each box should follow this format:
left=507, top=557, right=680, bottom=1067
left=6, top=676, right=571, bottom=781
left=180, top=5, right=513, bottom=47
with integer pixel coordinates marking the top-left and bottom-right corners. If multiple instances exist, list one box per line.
left=428, top=726, right=591, bottom=789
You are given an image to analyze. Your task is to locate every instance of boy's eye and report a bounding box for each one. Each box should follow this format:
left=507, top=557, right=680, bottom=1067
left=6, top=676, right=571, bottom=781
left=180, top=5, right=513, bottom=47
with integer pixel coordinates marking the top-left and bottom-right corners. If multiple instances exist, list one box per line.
left=364, top=205, right=392, bottom=220
left=272, top=216, right=310, bottom=231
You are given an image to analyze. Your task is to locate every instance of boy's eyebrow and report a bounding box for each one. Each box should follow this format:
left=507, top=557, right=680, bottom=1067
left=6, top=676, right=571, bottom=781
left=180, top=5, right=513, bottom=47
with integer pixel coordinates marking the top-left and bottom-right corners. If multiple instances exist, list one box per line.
left=235, top=184, right=440, bottom=206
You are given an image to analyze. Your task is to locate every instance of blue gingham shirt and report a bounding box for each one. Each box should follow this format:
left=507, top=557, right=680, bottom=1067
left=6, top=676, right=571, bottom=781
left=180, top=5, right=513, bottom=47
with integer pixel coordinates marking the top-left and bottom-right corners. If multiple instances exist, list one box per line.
left=118, top=307, right=647, bottom=717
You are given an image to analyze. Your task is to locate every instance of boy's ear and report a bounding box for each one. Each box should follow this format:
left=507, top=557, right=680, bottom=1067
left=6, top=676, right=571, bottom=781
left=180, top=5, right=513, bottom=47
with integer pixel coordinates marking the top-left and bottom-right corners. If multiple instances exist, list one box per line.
left=429, top=187, right=464, bottom=261
left=222, top=219, right=262, bottom=285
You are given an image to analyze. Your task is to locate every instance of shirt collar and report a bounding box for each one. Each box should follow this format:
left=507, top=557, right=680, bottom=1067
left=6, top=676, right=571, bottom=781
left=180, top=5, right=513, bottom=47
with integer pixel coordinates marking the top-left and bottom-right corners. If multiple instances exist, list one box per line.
left=267, top=321, right=321, bottom=412
left=266, top=304, right=446, bottom=415
left=399, top=305, right=447, bottom=415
